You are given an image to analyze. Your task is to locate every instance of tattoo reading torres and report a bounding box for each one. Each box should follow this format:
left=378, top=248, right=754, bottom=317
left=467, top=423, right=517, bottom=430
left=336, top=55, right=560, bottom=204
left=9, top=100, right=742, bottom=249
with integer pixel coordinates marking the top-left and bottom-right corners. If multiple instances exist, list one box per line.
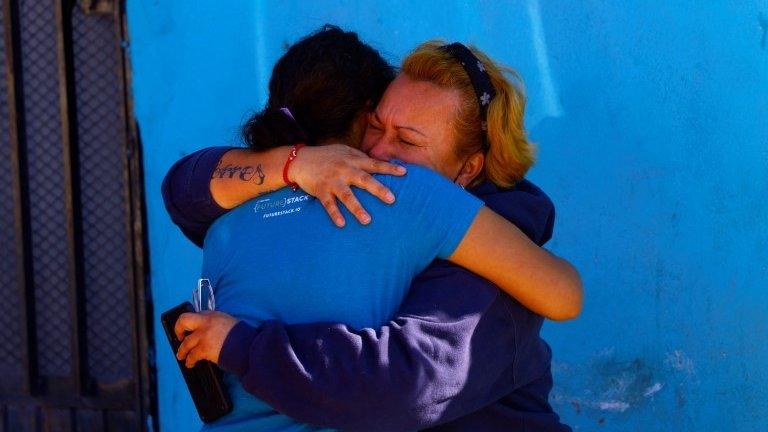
left=212, top=161, right=266, bottom=185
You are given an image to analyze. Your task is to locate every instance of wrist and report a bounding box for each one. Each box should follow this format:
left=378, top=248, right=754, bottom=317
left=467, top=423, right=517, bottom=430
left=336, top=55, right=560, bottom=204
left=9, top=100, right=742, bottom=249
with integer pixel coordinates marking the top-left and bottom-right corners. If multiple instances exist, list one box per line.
left=282, top=143, right=306, bottom=190
left=218, top=320, right=260, bottom=376
left=287, top=144, right=314, bottom=185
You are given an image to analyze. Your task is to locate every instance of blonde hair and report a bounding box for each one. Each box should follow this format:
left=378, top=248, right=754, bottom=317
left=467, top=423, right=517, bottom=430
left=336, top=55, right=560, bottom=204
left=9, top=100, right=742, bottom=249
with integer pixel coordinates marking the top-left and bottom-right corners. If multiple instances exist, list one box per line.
left=401, top=41, right=535, bottom=188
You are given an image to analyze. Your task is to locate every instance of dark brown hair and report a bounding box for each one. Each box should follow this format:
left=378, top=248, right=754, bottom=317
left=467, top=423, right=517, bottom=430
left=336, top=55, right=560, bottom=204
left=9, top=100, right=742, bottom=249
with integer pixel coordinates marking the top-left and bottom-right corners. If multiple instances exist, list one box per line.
left=242, top=25, right=396, bottom=149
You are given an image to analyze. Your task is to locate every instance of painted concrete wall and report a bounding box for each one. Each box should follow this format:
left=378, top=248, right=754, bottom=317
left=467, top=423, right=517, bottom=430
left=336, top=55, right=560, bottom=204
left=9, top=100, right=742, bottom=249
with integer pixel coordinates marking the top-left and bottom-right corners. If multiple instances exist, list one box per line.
left=126, top=1, right=768, bottom=431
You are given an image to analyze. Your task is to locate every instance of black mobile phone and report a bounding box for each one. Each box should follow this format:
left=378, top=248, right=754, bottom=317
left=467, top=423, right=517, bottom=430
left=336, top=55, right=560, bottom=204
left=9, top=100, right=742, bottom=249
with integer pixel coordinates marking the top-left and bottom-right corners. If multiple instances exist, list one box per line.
left=160, top=302, right=232, bottom=423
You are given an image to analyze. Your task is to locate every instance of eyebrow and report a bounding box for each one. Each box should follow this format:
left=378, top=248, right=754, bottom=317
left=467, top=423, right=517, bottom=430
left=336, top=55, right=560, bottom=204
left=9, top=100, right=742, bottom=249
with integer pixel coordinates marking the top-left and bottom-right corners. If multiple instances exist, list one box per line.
left=374, top=110, right=427, bottom=137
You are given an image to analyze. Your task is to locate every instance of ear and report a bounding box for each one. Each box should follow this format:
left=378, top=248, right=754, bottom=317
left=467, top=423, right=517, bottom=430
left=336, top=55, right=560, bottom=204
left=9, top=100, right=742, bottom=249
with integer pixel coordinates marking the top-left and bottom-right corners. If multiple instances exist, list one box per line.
left=456, top=152, right=485, bottom=187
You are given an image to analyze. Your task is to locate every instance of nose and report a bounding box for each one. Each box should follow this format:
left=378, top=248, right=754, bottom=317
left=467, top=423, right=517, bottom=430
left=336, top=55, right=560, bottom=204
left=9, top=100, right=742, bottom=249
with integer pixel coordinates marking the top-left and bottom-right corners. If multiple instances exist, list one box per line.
left=365, top=136, right=395, bottom=161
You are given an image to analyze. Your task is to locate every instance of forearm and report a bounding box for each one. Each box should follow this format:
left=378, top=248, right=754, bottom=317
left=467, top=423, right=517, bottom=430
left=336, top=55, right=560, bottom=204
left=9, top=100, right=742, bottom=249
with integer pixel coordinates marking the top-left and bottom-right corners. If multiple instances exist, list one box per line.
left=217, top=276, right=519, bottom=432
left=161, top=146, right=295, bottom=246
left=210, top=147, right=291, bottom=209
left=449, top=207, right=583, bottom=321
left=221, top=320, right=439, bottom=431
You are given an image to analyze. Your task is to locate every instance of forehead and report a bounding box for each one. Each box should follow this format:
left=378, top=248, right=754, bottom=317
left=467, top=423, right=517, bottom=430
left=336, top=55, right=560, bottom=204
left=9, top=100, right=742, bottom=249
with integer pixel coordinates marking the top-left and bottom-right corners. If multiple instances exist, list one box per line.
left=378, top=74, right=460, bottom=125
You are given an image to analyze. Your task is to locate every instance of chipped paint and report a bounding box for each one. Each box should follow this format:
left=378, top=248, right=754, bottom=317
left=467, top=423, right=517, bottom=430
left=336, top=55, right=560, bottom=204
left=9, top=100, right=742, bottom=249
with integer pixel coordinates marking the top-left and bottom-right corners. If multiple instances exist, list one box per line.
left=643, top=382, right=664, bottom=397
left=598, top=401, right=630, bottom=412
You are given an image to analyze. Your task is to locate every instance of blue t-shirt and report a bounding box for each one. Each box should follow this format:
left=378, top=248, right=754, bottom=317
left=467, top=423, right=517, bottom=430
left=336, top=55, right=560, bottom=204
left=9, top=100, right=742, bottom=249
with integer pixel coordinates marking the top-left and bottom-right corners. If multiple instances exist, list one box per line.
left=200, top=163, right=483, bottom=431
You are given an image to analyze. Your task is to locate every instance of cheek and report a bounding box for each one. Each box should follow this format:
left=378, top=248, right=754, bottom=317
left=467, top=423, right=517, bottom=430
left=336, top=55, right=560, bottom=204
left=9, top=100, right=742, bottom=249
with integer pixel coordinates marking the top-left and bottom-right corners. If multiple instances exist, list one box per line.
left=423, top=143, right=461, bottom=178
left=392, top=145, right=435, bottom=168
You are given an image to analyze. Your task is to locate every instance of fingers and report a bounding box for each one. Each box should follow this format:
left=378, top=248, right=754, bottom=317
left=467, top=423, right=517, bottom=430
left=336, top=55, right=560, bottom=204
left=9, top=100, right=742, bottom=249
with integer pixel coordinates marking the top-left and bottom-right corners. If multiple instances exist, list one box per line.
left=323, top=175, right=394, bottom=226
left=351, top=172, right=395, bottom=205
left=304, top=150, right=405, bottom=227
left=365, top=158, right=407, bottom=177
left=319, top=194, right=345, bottom=227
left=176, top=331, right=200, bottom=362
left=336, top=186, right=370, bottom=225
left=185, top=347, right=204, bottom=369
left=350, top=157, right=402, bottom=205
left=174, top=312, right=204, bottom=341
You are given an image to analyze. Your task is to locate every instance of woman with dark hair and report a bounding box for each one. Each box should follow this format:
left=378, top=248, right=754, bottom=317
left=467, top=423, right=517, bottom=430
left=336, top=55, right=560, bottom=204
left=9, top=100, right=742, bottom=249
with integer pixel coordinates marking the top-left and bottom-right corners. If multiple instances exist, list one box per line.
left=164, top=25, right=404, bottom=244
left=164, top=26, right=577, bottom=431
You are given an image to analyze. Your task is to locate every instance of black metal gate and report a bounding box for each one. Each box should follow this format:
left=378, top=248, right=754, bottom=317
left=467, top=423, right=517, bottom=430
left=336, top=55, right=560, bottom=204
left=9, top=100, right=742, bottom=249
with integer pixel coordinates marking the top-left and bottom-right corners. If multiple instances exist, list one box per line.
left=0, top=0, right=155, bottom=430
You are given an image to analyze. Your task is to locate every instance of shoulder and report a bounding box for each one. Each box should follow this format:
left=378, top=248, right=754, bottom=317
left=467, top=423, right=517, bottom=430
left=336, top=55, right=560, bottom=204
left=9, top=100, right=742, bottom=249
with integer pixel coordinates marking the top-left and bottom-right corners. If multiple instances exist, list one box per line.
left=511, top=179, right=554, bottom=210
left=472, top=178, right=555, bottom=245
left=375, top=162, right=461, bottom=195
left=475, top=179, right=554, bottom=213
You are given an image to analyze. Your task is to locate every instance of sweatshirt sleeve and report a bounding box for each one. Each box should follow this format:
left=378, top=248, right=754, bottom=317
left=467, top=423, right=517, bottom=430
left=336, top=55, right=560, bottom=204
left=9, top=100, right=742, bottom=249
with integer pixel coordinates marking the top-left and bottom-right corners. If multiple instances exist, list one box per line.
left=217, top=269, right=522, bottom=432
left=160, top=146, right=235, bottom=247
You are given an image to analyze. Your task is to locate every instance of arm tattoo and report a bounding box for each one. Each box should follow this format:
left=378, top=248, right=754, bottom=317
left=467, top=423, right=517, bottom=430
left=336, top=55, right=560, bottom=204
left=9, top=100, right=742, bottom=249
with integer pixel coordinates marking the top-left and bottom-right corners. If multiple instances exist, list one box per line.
left=212, top=161, right=266, bottom=185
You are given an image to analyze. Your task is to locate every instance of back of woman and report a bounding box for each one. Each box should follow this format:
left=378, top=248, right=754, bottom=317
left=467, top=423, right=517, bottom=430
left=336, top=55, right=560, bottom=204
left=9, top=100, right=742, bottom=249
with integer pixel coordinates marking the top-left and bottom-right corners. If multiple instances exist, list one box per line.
left=189, top=24, right=580, bottom=431
left=201, top=163, right=482, bottom=431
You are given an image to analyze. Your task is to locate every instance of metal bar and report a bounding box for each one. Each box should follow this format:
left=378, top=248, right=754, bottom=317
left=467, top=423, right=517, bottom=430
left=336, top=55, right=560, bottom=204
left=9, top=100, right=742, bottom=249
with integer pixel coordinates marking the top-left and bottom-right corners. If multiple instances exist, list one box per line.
left=3, top=0, right=37, bottom=397
left=105, top=410, right=136, bottom=431
left=54, top=0, right=87, bottom=396
left=74, top=408, right=105, bottom=432
left=117, top=0, right=157, bottom=427
left=39, top=407, right=73, bottom=431
left=3, top=404, right=36, bottom=432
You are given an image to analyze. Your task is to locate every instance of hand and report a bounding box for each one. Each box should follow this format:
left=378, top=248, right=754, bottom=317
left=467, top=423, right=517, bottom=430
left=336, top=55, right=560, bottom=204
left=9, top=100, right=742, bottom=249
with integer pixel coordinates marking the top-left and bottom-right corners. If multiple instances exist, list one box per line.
left=174, top=311, right=239, bottom=368
left=288, top=144, right=407, bottom=227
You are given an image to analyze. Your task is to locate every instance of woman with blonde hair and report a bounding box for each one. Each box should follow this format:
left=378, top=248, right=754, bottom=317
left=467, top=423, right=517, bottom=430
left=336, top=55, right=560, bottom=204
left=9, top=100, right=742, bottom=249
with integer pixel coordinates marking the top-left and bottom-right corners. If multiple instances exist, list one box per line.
left=165, top=27, right=575, bottom=431
left=370, top=40, right=535, bottom=191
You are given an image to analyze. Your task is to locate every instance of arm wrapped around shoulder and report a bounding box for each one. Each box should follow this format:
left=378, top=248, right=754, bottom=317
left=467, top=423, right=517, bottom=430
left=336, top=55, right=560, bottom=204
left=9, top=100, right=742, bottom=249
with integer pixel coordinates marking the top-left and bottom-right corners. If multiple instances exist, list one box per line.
left=448, top=206, right=583, bottom=321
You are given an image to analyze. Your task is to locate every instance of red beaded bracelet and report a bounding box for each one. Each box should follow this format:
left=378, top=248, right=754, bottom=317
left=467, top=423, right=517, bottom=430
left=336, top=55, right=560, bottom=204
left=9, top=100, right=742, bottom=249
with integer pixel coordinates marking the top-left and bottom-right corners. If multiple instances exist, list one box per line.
left=282, top=143, right=306, bottom=191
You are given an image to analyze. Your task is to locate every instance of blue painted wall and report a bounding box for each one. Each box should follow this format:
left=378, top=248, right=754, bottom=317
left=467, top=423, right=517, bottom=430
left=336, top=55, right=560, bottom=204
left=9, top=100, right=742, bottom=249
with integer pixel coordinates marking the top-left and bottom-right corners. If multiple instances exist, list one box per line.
left=126, top=1, right=768, bottom=431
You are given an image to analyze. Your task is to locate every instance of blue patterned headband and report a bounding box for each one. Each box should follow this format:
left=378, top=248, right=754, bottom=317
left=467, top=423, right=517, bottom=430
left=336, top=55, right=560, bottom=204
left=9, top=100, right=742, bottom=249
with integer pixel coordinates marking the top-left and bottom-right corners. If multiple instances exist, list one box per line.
left=440, top=42, right=496, bottom=152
